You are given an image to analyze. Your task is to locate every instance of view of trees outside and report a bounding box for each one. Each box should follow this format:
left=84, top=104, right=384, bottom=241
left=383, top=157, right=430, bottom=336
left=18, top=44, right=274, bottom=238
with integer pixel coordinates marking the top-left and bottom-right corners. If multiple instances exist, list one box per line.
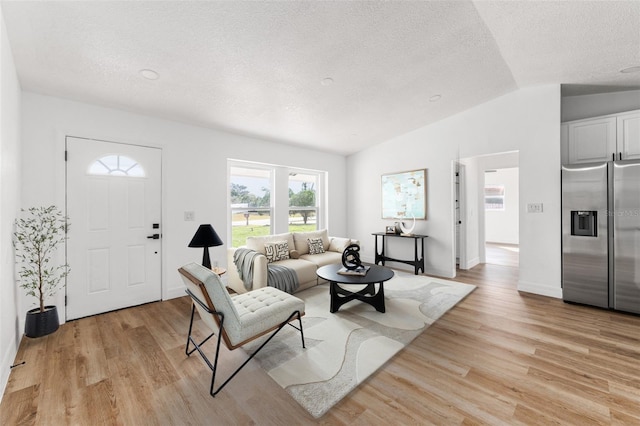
left=230, top=167, right=272, bottom=247
left=231, top=182, right=271, bottom=218
left=229, top=167, right=319, bottom=247
left=289, top=174, right=317, bottom=229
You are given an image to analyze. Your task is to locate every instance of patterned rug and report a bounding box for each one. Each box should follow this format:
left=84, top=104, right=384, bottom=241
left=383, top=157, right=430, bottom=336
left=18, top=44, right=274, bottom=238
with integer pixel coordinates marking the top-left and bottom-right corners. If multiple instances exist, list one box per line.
left=244, top=273, right=476, bottom=418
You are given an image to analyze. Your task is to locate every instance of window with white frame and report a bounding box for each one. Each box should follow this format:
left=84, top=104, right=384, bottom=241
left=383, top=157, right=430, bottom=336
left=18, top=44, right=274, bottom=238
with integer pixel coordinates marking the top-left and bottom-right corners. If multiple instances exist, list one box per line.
left=484, top=184, right=505, bottom=211
left=288, top=171, right=318, bottom=233
left=88, top=155, right=145, bottom=177
left=229, top=165, right=273, bottom=247
left=229, top=161, right=325, bottom=247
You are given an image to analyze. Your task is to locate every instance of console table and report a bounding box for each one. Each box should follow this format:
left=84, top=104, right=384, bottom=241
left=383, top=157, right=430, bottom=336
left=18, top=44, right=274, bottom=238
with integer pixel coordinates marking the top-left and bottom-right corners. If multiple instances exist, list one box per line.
left=372, top=232, right=428, bottom=275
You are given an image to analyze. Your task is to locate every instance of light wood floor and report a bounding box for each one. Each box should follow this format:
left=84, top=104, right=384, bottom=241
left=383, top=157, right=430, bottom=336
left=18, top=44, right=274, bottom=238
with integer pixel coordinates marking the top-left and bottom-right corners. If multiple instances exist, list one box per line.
left=2, top=263, right=640, bottom=425
left=485, top=242, right=519, bottom=268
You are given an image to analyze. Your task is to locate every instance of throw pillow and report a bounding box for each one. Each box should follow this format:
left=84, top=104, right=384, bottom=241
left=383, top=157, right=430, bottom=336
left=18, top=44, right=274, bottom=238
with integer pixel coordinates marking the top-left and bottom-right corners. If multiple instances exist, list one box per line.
left=308, top=237, right=325, bottom=255
left=289, top=249, right=300, bottom=259
left=329, top=237, right=351, bottom=253
left=293, top=229, right=329, bottom=254
left=264, top=241, right=290, bottom=263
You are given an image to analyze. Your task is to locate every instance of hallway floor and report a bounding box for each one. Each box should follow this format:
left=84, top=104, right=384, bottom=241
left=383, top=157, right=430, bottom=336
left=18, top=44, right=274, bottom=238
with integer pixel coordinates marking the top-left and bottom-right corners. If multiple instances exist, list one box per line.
left=485, top=242, right=519, bottom=268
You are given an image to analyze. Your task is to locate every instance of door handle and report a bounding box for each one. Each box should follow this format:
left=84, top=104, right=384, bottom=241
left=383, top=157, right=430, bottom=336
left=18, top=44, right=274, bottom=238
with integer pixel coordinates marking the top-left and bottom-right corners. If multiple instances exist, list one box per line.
left=147, top=234, right=160, bottom=239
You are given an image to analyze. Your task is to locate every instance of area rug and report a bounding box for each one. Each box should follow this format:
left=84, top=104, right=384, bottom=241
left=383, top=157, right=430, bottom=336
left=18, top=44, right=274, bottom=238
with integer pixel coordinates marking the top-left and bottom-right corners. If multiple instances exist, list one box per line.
left=244, top=274, right=476, bottom=418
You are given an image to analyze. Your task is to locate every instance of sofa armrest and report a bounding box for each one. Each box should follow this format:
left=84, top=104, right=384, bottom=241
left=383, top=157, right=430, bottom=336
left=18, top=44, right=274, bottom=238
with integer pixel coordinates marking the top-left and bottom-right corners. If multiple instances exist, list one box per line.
left=226, top=248, right=245, bottom=294
left=226, top=247, right=269, bottom=294
left=252, top=255, right=269, bottom=289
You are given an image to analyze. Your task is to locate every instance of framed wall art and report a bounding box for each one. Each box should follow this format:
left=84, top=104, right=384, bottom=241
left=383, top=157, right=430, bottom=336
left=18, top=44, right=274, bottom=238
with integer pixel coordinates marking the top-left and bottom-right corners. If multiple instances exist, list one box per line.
left=381, top=169, right=427, bottom=220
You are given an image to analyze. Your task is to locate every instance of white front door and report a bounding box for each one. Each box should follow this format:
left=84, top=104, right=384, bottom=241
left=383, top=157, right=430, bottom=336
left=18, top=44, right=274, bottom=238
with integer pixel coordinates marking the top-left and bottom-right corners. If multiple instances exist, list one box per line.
left=66, top=136, right=162, bottom=320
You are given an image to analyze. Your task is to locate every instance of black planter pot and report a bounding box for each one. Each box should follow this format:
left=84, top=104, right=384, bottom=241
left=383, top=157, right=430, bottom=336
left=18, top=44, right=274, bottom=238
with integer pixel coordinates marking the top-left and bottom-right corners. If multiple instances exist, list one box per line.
left=25, top=305, right=60, bottom=338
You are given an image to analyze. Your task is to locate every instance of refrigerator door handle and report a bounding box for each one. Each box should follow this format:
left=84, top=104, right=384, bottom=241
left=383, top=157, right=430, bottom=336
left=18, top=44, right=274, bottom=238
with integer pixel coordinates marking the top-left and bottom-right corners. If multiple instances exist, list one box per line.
left=619, top=152, right=622, bottom=161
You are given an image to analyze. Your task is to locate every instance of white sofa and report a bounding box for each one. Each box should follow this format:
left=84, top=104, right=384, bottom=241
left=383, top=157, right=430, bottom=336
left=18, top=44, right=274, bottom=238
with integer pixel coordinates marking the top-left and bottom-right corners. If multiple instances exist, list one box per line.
left=226, top=229, right=359, bottom=294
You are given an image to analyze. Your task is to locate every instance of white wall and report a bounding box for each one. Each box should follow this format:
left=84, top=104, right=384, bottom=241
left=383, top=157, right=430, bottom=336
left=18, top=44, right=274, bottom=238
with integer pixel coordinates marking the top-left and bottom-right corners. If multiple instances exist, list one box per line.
left=0, top=8, right=22, bottom=399
left=485, top=168, right=519, bottom=244
left=20, top=92, right=348, bottom=328
left=347, top=85, right=562, bottom=298
left=562, top=89, right=640, bottom=122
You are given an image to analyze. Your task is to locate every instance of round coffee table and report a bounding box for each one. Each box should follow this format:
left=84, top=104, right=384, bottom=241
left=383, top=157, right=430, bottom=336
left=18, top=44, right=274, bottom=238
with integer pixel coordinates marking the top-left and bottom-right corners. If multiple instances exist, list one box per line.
left=316, top=264, right=394, bottom=313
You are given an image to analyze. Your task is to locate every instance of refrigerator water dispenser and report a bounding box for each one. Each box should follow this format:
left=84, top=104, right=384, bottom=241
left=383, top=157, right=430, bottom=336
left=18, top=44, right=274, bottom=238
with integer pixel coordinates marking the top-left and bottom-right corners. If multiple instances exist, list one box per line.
left=571, top=211, right=597, bottom=237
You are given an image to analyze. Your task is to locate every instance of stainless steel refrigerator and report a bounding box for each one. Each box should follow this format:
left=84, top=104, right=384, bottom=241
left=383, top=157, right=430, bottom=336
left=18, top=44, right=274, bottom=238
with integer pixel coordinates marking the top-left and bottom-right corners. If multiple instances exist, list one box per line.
left=562, top=160, right=640, bottom=314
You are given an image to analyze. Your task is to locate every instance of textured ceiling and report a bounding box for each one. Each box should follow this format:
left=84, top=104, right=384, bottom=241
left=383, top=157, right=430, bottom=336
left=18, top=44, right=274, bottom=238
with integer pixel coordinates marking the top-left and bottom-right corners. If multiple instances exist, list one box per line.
left=1, top=1, right=639, bottom=155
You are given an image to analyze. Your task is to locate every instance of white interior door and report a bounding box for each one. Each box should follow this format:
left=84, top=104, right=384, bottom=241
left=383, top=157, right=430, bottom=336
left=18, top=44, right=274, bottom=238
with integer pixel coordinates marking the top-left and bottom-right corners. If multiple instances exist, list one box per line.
left=454, top=163, right=467, bottom=269
left=66, top=137, right=162, bottom=320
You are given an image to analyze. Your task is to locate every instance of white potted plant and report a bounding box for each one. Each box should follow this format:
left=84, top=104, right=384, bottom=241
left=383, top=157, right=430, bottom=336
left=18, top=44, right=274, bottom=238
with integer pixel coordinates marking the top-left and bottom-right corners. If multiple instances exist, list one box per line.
left=13, top=206, right=69, bottom=338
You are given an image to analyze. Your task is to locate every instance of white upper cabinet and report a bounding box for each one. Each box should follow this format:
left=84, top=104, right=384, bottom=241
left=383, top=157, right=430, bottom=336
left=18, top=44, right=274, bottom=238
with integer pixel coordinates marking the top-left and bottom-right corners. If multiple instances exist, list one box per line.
left=617, top=110, right=640, bottom=160
left=564, top=110, right=640, bottom=164
left=567, top=117, right=616, bottom=163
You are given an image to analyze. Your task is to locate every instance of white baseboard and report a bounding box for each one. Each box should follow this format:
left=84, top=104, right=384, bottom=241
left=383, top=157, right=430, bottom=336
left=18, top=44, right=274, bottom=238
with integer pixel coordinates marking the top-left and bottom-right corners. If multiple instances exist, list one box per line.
left=165, top=286, right=186, bottom=301
left=460, top=257, right=480, bottom=270
left=518, top=280, right=562, bottom=299
left=0, top=336, right=18, bottom=403
left=425, top=266, right=456, bottom=279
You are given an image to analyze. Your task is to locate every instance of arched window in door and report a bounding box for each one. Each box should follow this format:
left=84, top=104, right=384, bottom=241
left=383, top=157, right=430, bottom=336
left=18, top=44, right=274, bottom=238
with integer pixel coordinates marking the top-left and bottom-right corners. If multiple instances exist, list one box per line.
left=88, top=155, right=145, bottom=177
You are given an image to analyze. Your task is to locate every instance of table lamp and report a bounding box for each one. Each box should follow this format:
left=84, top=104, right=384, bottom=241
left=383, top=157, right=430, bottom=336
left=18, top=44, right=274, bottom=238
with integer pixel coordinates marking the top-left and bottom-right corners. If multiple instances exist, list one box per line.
left=188, top=224, right=223, bottom=269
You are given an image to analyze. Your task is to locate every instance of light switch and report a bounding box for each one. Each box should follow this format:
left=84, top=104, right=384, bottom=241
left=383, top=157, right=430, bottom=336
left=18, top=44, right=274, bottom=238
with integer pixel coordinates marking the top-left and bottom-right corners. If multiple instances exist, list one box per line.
left=527, top=203, right=543, bottom=213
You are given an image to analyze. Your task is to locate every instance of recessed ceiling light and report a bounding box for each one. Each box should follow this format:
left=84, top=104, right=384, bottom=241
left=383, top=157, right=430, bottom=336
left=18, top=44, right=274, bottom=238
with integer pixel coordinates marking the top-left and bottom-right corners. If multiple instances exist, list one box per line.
left=140, top=69, right=159, bottom=80
left=429, top=94, right=442, bottom=102
left=620, top=66, right=640, bottom=74
left=321, top=77, right=334, bottom=86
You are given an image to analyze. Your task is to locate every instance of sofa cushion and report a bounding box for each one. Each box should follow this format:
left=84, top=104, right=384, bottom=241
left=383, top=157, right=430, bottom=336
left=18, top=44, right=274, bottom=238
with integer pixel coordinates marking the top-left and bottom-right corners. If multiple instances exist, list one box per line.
left=299, top=251, right=342, bottom=268
left=307, top=237, right=325, bottom=254
left=293, top=229, right=329, bottom=255
left=329, top=237, right=352, bottom=253
left=264, top=240, right=290, bottom=263
left=270, top=258, right=318, bottom=285
left=230, top=286, right=305, bottom=347
left=246, top=232, right=294, bottom=256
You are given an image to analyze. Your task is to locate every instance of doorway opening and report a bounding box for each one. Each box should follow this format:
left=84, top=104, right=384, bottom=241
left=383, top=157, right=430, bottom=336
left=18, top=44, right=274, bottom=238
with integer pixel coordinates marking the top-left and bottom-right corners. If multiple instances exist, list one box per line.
left=455, top=151, right=519, bottom=271
left=484, top=167, right=519, bottom=268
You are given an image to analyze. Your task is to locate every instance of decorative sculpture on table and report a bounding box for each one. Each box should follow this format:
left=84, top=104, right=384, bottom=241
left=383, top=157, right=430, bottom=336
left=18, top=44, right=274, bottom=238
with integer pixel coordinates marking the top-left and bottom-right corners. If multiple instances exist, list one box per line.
left=399, top=216, right=416, bottom=235
left=341, top=244, right=362, bottom=270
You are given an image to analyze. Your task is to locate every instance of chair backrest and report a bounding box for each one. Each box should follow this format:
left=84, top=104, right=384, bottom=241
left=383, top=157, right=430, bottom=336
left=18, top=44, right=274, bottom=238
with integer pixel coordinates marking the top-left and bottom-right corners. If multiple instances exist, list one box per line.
left=178, top=263, right=241, bottom=348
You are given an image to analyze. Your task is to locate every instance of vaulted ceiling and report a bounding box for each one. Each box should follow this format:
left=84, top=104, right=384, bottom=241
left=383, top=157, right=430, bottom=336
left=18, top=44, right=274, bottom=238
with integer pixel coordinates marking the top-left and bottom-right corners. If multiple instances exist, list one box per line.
left=2, top=1, right=639, bottom=155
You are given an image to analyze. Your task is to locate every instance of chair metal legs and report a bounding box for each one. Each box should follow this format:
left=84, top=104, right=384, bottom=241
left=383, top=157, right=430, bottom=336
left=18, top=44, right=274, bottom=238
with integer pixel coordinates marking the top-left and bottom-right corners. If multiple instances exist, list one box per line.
left=185, top=303, right=306, bottom=397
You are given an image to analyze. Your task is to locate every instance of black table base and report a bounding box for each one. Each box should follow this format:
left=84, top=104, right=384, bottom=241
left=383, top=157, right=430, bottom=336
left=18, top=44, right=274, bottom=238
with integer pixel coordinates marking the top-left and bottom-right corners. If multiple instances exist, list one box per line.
left=316, top=264, right=394, bottom=314
left=330, top=282, right=385, bottom=313
left=372, top=232, right=428, bottom=275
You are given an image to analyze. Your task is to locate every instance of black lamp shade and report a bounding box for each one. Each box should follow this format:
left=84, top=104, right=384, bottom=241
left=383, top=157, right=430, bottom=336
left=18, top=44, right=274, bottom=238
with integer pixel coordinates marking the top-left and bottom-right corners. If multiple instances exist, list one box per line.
left=188, top=224, right=223, bottom=268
